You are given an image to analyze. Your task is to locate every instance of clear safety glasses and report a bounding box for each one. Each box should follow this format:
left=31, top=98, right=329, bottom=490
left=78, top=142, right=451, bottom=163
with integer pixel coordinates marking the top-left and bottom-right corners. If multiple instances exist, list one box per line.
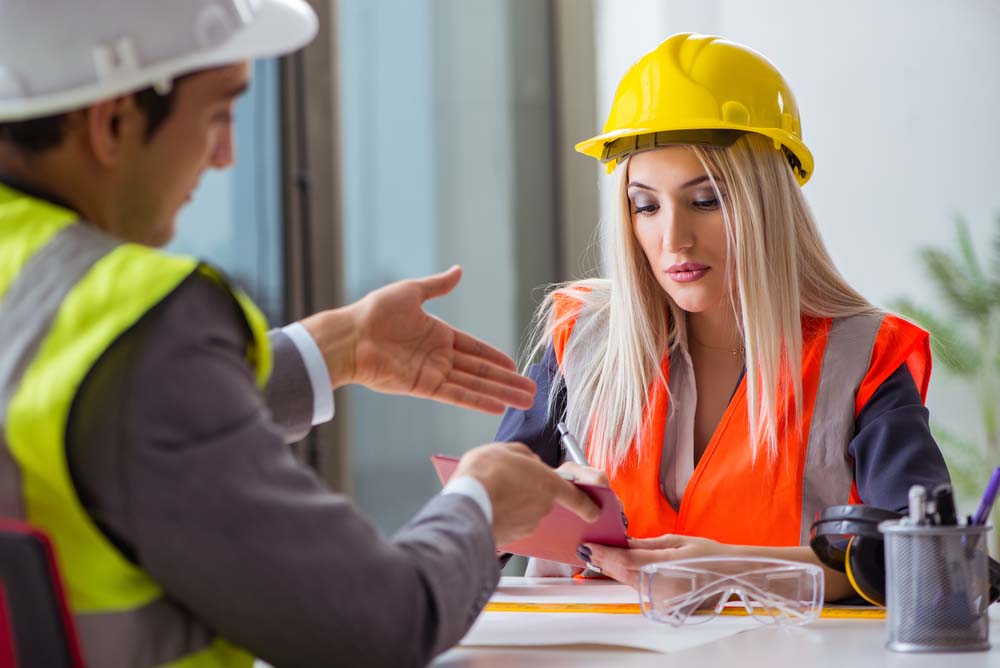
left=638, top=557, right=825, bottom=627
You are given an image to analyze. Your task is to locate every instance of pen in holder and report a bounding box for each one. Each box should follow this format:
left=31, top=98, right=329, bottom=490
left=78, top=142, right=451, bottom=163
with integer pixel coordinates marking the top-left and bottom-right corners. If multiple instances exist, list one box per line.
left=878, top=520, right=991, bottom=652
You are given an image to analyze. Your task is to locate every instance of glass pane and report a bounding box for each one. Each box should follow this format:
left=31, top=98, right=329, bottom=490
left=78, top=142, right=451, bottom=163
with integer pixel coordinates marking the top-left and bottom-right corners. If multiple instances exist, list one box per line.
left=337, top=0, right=558, bottom=534
left=168, top=59, right=285, bottom=325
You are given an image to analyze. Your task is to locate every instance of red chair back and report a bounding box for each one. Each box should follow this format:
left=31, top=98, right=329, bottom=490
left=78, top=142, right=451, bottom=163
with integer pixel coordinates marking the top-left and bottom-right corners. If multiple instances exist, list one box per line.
left=0, top=520, right=84, bottom=668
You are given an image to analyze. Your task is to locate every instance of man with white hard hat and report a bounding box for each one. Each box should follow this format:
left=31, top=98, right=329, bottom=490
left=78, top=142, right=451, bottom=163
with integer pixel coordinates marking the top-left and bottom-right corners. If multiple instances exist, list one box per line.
left=0, top=1, right=599, bottom=666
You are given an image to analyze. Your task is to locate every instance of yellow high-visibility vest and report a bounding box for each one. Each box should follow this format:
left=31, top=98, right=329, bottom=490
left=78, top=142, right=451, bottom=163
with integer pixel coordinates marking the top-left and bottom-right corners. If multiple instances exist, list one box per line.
left=0, top=182, right=272, bottom=667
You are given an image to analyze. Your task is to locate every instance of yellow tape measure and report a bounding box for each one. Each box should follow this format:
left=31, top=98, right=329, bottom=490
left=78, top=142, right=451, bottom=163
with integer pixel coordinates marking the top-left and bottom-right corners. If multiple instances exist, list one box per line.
left=484, top=602, right=886, bottom=620
left=486, top=603, right=640, bottom=615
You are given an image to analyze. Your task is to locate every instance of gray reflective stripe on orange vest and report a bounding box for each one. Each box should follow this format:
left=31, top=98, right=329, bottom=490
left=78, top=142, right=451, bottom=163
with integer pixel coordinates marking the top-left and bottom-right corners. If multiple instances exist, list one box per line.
left=0, top=222, right=218, bottom=667
left=798, top=313, right=884, bottom=544
left=0, top=222, right=117, bottom=519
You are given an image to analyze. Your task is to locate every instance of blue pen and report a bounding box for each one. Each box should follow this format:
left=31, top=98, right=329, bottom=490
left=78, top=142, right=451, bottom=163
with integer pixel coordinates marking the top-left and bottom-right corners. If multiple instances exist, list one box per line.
left=972, top=466, right=1000, bottom=525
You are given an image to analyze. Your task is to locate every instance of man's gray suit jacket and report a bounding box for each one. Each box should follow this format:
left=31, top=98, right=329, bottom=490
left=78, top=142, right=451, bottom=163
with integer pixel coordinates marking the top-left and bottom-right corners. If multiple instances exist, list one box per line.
left=67, top=272, right=500, bottom=668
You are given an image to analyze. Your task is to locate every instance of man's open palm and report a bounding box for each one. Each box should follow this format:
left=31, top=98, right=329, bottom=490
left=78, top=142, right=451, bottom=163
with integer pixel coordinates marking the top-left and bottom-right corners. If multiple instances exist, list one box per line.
left=349, top=266, right=536, bottom=414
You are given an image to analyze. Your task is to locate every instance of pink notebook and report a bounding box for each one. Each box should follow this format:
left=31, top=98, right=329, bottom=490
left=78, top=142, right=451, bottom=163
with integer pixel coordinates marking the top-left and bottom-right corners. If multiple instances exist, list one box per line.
left=431, top=454, right=629, bottom=566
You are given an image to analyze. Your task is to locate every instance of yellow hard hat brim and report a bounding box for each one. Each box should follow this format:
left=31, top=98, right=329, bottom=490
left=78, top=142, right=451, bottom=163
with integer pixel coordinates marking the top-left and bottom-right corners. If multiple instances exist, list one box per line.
left=575, top=123, right=814, bottom=186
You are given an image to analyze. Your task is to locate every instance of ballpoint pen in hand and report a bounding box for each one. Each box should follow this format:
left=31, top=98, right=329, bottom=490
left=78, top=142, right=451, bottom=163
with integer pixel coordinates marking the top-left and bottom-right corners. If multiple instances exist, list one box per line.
left=557, top=421, right=589, bottom=467
left=556, top=421, right=628, bottom=532
left=972, top=466, right=1000, bottom=525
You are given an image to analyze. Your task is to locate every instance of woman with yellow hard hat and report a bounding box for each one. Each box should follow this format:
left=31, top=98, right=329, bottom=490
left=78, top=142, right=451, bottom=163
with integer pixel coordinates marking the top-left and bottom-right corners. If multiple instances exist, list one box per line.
left=496, top=33, right=950, bottom=600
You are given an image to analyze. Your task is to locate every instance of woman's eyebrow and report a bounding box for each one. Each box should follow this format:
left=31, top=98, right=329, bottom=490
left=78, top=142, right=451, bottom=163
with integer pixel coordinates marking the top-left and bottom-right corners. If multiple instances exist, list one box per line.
left=627, top=175, right=713, bottom=192
left=681, top=175, right=711, bottom=188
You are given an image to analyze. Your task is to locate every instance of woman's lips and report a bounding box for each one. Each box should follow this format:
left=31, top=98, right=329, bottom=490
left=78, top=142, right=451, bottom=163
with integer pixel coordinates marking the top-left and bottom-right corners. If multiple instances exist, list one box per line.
left=666, top=263, right=710, bottom=283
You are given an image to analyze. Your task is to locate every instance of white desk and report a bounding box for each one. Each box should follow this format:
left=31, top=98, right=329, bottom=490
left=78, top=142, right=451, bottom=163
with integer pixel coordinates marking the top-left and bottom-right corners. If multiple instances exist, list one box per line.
left=433, top=578, right=1000, bottom=667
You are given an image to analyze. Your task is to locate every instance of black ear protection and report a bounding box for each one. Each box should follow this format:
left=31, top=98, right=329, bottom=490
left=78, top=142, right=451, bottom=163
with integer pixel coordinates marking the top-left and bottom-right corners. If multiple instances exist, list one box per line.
left=809, top=505, right=1000, bottom=607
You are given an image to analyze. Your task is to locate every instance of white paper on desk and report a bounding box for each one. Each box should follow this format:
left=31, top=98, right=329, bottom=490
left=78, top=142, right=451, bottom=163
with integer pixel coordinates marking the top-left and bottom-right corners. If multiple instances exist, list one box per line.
left=460, top=612, right=755, bottom=654
left=490, top=577, right=637, bottom=605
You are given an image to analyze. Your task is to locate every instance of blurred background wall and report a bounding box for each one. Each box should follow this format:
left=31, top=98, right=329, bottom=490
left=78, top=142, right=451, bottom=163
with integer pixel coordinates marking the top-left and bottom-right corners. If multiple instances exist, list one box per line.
left=174, top=0, right=1000, bottom=540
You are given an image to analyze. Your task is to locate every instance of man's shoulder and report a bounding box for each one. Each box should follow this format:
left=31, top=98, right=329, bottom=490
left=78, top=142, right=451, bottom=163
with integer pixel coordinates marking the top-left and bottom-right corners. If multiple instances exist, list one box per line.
left=144, top=269, right=253, bottom=347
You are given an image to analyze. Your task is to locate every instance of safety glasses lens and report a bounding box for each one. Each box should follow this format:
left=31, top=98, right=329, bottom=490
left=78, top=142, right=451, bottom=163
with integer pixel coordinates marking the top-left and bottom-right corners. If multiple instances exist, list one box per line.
left=638, top=557, right=824, bottom=627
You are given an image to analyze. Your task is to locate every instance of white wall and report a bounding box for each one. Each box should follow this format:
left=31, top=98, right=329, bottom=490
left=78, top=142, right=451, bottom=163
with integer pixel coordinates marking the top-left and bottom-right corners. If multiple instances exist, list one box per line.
left=592, top=0, right=1000, bottom=493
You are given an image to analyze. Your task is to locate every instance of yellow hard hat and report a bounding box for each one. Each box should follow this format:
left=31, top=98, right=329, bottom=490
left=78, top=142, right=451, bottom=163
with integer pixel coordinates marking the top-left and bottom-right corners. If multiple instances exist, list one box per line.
left=576, top=33, right=814, bottom=186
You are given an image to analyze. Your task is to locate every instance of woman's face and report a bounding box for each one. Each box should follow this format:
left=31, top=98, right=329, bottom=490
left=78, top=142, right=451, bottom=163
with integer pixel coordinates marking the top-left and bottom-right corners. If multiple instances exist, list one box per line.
left=627, top=147, right=730, bottom=314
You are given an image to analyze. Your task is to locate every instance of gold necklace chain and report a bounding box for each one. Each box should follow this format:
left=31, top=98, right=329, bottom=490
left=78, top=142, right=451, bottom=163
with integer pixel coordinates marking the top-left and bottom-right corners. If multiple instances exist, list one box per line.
left=689, top=335, right=745, bottom=356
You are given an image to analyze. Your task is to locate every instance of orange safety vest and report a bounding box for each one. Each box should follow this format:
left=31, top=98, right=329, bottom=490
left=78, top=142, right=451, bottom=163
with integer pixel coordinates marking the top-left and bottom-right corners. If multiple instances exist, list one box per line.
left=552, top=292, right=930, bottom=547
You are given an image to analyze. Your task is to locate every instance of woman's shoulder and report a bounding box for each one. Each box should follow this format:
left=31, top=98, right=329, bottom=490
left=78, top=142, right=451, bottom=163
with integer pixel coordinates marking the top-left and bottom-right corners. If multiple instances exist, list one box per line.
left=550, top=279, right=611, bottom=331
left=802, top=310, right=925, bottom=339
left=548, top=279, right=612, bottom=361
left=551, top=278, right=611, bottom=319
left=819, top=311, right=928, bottom=347
left=816, top=310, right=931, bottom=410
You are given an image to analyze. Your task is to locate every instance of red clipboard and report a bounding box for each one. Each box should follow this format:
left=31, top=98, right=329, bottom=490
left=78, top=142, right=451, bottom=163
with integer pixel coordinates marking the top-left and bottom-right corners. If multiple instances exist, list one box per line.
left=431, top=454, right=628, bottom=566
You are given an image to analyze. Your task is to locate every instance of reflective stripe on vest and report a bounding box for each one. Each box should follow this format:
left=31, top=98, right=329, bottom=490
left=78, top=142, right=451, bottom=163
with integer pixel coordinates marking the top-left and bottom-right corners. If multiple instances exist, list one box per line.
left=798, top=314, right=881, bottom=543
left=0, top=186, right=268, bottom=667
left=553, top=296, right=929, bottom=547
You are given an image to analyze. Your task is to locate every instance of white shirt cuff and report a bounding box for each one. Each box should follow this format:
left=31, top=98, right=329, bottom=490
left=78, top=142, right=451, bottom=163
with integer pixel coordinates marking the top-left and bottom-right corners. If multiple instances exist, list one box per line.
left=442, top=476, right=493, bottom=524
left=281, top=322, right=335, bottom=426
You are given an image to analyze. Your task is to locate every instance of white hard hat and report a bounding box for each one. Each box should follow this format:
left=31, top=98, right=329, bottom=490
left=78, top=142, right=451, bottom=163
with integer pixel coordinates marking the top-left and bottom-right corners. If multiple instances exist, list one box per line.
left=0, top=0, right=318, bottom=121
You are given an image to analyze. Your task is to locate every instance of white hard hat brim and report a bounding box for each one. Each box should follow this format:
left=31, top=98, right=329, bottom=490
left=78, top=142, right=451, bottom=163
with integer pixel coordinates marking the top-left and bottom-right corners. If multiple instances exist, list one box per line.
left=0, top=0, right=318, bottom=122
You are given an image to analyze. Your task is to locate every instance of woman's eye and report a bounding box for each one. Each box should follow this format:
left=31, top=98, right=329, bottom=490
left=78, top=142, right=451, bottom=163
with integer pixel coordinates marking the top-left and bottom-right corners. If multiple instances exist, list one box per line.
left=632, top=203, right=659, bottom=215
left=692, top=197, right=719, bottom=210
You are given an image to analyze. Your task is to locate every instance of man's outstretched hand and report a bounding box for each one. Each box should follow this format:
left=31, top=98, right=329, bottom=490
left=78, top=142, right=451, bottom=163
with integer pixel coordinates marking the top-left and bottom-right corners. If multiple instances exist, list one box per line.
left=300, top=266, right=536, bottom=414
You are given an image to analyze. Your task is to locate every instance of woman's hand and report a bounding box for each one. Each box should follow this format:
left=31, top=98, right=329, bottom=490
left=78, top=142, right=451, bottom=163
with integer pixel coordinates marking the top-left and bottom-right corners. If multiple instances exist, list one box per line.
left=556, top=462, right=609, bottom=487
left=583, top=534, right=733, bottom=587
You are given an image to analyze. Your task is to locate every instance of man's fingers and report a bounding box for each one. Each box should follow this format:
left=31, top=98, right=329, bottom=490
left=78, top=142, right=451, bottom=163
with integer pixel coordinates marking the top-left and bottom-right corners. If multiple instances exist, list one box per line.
left=453, top=330, right=518, bottom=371
left=496, top=441, right=537, bottom=457
left=446, top=369, right=535, bottom=410
left=557, top=462, right=608, bottom=487
left=453, top=352, right=537, bottom=395
left=417, top=265, right=462, bottom=301
left=432, top=383, right=507, bottom=414
left=552, top=477, right=601, bottom=523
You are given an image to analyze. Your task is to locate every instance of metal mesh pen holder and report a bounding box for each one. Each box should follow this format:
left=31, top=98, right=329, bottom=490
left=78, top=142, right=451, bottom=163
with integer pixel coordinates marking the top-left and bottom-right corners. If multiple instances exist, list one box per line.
left=879, top=520, right=991, bottom=652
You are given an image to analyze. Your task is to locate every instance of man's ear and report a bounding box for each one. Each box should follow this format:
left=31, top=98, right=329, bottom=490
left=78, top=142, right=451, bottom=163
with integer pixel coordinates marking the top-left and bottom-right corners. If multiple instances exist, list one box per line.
left=84, top=96, right=144, bottom=168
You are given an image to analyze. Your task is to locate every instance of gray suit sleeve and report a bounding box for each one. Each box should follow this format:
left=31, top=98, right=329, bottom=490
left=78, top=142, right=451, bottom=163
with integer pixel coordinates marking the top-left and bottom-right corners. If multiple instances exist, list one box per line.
left=263, top=328, right=315, bottom=443
left=67, top=274, right=499, bottom=668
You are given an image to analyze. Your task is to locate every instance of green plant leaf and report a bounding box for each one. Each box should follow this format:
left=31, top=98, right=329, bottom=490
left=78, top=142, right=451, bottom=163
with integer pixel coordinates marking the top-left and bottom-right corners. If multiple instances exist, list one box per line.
left=989, top=214, right=1000, bottom=287
left=921, top=247, right=993, bottom=320
left=955, top=216, right=985, bottom=284
left=890, top=298, right=979, bottom=374
left=931, top=422, right=988, bottom=500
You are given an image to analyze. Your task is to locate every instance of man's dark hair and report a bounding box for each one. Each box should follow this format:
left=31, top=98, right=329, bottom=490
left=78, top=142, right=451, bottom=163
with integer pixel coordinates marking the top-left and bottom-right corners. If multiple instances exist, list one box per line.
left=0, top=82, right=183, bottom=154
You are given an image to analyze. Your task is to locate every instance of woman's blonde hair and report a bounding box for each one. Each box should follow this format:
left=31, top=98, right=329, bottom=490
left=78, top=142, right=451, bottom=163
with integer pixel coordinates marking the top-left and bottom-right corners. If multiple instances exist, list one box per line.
left=526, top=133, right=877, bottom=470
